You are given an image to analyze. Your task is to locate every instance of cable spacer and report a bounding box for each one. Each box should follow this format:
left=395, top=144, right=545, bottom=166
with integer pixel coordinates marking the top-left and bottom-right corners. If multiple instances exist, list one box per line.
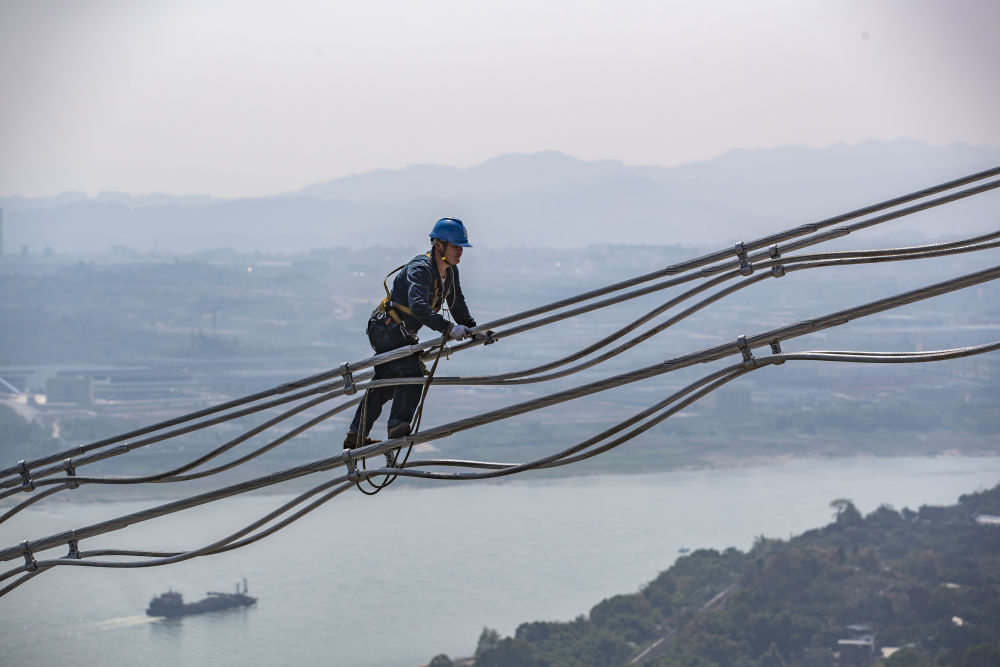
left=733, top=242, right=753, bottom=276
left=770, top=340, right=785, bottom=365
left=339, top=362, right=356, bottom=395
left=16, top=460, right=34, bottom=492
left=344, top=453, right=360, bottom=481
left=19, top=541, right=37, bottom=571
left=67, top=531, right=81, bottom=559
left=768, top=244, right=781, bottom=259
left=63, top=459, right=79, bottom=489
left=736, top=335, right=757, bottom=368
left=771, top=264, right=786, bottom=278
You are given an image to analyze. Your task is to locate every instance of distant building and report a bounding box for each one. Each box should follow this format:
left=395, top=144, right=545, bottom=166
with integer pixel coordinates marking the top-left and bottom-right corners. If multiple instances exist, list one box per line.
left=975, top=514, right=1000, bottom=527
left=46, top=376, right=93, bottom=404
left=837, top=624, right=875, bottom=664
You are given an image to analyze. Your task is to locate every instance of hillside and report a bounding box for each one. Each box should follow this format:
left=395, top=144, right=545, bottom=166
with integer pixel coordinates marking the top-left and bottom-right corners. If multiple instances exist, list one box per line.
left=429, top=483, right=1000, bottom=666
left=3, top=141, right=998, bottom=254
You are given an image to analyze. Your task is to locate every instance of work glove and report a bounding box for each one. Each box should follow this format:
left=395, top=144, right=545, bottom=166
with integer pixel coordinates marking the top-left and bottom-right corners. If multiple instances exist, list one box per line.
left=474, top=330, right=498, bottom=345
left=449, top=324, right=471, bottom=340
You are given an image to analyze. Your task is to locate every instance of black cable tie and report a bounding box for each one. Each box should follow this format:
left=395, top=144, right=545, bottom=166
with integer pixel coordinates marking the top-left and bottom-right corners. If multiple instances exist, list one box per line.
left=736, top=335, right=757, bottom=368
left=19, top=541, right=37, bottom=571
left=771, top=264, right=786, bottom=278
left=63, top=459, right=79, bottom=489
left=768, top=244, right=781, bottom=259
left=734, top=242, right=753, bottom=276
left=339, top=362, right=356, bottom=395
left=16, top=460, right=34, bottom=492
left=770, top=340, right=785, bottom=365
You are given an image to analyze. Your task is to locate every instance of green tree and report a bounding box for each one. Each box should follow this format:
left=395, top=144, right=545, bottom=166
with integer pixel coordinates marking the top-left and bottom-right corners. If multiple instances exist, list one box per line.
left=476, top=627, right=501, bottom=656
left=962, top=643, right=1000, bottom=667
left=830, top=498, right=864, bottom=526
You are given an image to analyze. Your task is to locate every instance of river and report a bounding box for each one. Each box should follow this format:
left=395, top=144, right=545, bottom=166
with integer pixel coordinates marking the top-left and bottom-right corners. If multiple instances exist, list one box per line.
left=2, top=455, right=999, bottom=667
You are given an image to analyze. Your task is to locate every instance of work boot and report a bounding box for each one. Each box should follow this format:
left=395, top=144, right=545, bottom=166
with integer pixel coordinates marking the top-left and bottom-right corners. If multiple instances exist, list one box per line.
left=343, top=431, right=380, bottom=450
left=387, top=422, right=412, bottom=439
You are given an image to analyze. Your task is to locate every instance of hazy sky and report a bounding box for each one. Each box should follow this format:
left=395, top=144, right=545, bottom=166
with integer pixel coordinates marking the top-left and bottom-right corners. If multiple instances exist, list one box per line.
left=1, top=0, right=998, bottom=198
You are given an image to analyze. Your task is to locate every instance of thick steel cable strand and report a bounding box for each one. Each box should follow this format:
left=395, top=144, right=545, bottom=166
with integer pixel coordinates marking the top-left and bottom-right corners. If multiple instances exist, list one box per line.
left=4, top=182, right=995, bottom=488
left=6, top=169, right=997, bottom=483
left=0, top=398, right=363, bottom=525
left=4, top=264, right=998, bottom=569
left=437, top=228, right=1000, bottom=384
left=469, top=170, right=1000, bottom=335
left=0, top=369, right=374, bottom=491
left=3, top=235, right=997, bottom=527
left=390, top=365, right=753, bottom=481
left=363, top=340, right=1000, bottom=483
left=333, top=263, right=1000, bottom=468
left=8, top=227, right=997, bottom=500
left=0, top=479, right=356, bottom=597
left=1, top=475, right=354, bottom=579
left=437, top=237, right=1000, bottom=387
left=6, top=232, right=992, bottom=513
left=5, top=244, right=999, bottom=498
left=5, top=340, right=993, bottom=596
left=439, top=208, right=1000, bottom=367
left=0, top=375, right=368, bottom=495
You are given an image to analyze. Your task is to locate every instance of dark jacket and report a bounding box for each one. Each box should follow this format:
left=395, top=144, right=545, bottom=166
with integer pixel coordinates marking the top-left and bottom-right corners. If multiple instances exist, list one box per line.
left=388, top=252, right=476, bottom=335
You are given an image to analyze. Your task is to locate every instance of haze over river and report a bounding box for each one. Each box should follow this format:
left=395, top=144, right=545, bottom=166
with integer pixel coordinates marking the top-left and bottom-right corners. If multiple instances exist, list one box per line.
left=2, top=456, right=999, bottom=667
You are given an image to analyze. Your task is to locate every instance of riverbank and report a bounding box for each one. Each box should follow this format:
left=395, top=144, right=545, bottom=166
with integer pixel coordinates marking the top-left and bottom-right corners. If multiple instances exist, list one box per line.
left=2, top=430, right=997, bottom=507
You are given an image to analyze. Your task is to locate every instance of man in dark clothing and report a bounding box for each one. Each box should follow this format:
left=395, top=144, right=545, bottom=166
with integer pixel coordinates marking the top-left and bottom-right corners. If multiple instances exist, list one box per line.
left=344, top=218, right=481, bottom=449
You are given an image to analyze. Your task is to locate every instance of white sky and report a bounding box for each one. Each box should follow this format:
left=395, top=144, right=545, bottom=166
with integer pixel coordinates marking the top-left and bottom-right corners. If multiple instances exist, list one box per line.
left=1, top=0, right=998, bottom=198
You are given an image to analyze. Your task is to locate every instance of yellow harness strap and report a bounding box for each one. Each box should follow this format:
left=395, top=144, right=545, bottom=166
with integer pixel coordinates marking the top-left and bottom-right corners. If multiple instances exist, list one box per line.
left=378, top=252, right=442, bottom=324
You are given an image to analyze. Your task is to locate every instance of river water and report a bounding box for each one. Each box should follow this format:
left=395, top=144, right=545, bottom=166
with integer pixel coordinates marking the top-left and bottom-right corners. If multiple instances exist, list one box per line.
left=2, top=456, right=999, bottom=667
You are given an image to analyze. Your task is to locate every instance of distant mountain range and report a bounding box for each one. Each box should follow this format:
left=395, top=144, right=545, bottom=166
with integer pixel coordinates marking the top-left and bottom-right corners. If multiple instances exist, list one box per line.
left=2, top=140, right=998, bottom=254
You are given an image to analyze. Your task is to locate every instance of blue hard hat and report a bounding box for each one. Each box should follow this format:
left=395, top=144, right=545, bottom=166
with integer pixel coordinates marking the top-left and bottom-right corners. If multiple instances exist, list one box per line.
left=429, top=218, right=472, bottom=247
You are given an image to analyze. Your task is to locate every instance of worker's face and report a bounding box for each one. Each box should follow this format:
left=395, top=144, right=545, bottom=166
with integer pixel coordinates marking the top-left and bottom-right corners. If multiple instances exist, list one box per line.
left=442, top=242, right=463, bottom=265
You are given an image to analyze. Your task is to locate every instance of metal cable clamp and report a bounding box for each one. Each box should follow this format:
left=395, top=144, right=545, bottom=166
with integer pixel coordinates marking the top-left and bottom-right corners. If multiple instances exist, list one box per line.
left=344, top=453, right=360, bottom=481
left=768, top=244, right=786, bottom=277
left=63, top=459, right=79, bottom=489
left=67, top=530, right=81, bottom=559
left=19, top=541, right=37, bottom=571
left=734, top=242, right=753, bottom=276
left=339, top=362, right=356, bottom=395
left=16, top=460, right=34, bottom=492
left=736, top=335, right=758, bottom=369
left=769, top=340, right=785, bottom=365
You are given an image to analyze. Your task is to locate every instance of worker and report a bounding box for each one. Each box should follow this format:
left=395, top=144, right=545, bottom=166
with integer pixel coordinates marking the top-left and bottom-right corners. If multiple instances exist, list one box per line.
left=344, top=218, right=489, bottom=449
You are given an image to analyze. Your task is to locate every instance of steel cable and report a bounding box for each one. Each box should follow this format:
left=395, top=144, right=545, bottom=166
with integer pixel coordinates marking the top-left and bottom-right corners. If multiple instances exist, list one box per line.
left=5, top=168, right=997, bottom=483
left=2, top=263, right=997, bottom=573
left=4, top=229, right=995, bottom=517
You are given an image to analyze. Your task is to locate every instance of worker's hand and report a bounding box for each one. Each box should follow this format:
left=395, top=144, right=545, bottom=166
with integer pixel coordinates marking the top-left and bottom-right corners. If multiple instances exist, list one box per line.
left=448, top=324, right=471, bottom=340
left=474, top=330, right=498, bottom=345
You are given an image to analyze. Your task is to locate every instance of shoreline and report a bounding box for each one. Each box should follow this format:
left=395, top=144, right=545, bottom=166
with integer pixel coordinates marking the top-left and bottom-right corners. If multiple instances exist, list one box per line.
left=4, top=447, right=999, bottom=508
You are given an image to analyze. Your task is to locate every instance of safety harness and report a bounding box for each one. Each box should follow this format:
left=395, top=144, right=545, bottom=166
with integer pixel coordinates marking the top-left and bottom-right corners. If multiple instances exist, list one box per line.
left=375, top=252, right=444, bottom=329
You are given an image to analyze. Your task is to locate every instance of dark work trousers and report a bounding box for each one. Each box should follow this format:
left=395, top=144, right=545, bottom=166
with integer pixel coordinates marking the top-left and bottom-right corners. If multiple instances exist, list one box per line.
left=347, top=316, right=424, bottom=438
